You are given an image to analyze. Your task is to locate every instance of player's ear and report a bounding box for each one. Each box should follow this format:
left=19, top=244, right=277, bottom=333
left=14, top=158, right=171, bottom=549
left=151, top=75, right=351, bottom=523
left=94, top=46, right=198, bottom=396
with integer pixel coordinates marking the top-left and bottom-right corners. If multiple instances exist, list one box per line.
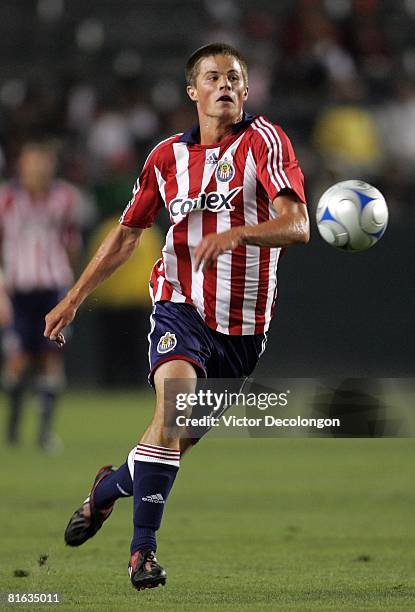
left=187, top=85, right=198, bottom=103
left=243, top=86, right=249, bottom=101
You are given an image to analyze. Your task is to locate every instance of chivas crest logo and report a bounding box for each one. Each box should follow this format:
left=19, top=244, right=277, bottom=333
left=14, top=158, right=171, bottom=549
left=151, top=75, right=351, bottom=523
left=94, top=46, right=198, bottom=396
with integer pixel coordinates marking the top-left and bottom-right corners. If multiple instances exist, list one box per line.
left=216, top=159, right=234, bottom=182
left=157, top=332, right=177, bottom=354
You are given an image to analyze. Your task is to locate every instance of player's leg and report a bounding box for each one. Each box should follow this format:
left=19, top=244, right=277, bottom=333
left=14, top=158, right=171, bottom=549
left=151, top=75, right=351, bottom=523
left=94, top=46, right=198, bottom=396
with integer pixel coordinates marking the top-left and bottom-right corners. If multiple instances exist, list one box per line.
left=66, top=357, right=196, bottom=591
left=2, top=348, right=30, bottom=445
left=65, top=301, right=205, bottom=556
left=65, top=445, right=195, bottom=548
left=91, top=428, right=194, bottom=510
left=83, top=300, right=204, bottom=514
left=37, top=350, right=65, bottom=451
left=64, top=416, right=196, bottom=548
left=2, top=291, right=38, bottom=444
left=28, top=289, right=66, bottom=451
left=127, top=326, right=268, bottom=589
left=128, top=358, right=196, bottom=590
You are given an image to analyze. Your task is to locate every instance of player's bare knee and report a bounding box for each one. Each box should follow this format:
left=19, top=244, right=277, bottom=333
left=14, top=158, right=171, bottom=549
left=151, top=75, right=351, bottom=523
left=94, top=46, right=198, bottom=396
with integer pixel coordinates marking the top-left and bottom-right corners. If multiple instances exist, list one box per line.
left=153, top=359, right=197, bottom=390
left=154, top=359, right=197, bottom=427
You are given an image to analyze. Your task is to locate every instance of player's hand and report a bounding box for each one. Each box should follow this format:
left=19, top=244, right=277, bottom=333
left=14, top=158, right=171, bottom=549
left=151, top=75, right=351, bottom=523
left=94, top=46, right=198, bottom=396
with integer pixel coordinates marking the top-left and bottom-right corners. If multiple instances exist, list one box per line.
left=0, top=292, right=13, bottom=328
left=194, top=227, right=245, bottom=271
left=44, top=296, right=78, bottom=347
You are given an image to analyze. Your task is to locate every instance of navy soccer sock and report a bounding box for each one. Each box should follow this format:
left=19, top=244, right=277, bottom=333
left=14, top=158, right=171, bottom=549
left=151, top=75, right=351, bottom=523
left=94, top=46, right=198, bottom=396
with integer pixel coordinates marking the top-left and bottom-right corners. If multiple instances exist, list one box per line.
left=131, top=444, right=180, bottom=554
left=93, top=462, right=133, bottom=509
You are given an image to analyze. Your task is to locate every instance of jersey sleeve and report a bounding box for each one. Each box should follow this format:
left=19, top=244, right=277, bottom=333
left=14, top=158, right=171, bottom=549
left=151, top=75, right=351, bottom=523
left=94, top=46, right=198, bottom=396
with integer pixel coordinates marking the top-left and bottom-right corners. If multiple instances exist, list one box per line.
left=253, top=119, right=306, bottom=204
left=120, top=148, right=164, bottom=229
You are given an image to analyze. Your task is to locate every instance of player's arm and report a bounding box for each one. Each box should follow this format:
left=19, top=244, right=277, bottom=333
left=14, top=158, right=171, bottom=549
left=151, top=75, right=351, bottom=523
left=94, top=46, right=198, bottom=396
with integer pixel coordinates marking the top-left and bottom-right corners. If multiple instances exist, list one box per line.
left=194, top=190, right=309, bottom=271
left=240, top=190, right=309, bottom=247
left=0, top=268, right=13, bottom=328
left=44, top=224, right=143, bottom=342
left=0, top=193, right=13, bottom=327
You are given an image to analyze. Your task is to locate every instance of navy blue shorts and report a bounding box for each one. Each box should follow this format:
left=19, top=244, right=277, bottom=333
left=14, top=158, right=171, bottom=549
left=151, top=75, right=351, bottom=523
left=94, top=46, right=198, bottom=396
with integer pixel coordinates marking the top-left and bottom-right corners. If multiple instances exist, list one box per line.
left=3, top=290, right=62, bottom=355
left=148, top=301, right=266, bottom=385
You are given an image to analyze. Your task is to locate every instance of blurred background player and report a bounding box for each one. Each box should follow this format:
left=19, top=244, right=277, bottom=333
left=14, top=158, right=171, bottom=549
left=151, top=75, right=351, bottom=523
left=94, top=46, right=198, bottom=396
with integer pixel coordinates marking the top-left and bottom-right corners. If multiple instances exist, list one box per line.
left=0, top=141, right=83, bottom=451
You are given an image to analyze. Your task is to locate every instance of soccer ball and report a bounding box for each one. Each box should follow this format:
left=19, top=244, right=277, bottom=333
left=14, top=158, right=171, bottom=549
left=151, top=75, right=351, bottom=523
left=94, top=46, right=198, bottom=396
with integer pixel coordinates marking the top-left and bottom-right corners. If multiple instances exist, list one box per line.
left=316, top=180, right=389, bottom=251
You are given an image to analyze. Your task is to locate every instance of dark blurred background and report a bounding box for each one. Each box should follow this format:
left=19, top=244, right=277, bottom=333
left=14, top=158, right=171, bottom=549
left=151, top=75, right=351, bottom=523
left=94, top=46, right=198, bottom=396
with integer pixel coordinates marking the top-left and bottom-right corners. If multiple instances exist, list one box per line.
left=0, top=0, right=413, bottom=385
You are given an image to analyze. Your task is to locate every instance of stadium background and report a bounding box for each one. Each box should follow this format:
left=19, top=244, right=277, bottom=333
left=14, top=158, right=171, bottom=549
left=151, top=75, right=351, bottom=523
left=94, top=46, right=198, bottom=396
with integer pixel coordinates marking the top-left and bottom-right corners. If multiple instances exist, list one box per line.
left=0, top=2, right=414, bottom=610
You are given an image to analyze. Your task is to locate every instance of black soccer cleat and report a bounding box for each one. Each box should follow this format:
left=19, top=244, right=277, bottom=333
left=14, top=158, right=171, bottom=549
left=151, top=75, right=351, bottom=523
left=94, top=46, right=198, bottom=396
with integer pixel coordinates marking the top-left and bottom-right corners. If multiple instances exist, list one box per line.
left=64, top=464, right=116, bottom=547
left=129, top=550, right=167, bottom=591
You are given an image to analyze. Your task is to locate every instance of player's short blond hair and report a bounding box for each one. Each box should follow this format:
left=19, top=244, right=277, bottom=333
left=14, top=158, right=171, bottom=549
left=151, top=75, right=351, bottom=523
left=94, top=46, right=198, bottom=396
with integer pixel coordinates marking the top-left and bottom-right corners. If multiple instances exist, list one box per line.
left=186, top=43, right=248, bottom=87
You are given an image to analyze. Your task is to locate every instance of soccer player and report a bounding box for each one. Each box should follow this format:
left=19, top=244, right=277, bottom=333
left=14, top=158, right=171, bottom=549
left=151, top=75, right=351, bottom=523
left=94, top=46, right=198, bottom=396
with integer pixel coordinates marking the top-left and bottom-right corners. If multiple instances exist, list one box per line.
left=0, top=141, right=83, bottom=450
left=44, top=43, right=309, bottom=590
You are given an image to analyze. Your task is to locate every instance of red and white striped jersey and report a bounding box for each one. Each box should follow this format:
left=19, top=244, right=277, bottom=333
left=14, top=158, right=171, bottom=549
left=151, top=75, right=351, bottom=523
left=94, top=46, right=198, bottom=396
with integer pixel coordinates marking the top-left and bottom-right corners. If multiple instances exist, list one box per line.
left=0, top=180, right=82, bottom=292
left=121, top=113, right=306, bottom=335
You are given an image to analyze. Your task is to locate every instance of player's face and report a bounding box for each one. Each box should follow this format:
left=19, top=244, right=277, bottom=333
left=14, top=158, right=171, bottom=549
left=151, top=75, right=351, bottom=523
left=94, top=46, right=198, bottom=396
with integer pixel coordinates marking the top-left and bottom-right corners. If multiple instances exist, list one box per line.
left=187, top=55, right=248, bottom=123
left=18, top=148, right=57, bottom=192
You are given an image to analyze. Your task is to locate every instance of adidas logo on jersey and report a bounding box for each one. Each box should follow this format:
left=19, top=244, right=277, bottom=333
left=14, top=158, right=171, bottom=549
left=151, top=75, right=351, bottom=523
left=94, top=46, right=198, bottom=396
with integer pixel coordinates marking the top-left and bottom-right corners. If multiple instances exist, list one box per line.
left=169, top=186, right=242, bottom=217
left=141, top=493, right=165, bottom=504
left=206, top=152, right=218, bottom=165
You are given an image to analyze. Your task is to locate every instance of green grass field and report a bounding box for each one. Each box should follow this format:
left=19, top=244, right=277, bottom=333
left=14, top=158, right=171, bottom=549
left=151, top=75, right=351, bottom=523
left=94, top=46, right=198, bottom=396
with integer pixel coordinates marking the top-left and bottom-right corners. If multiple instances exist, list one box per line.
left=0, top=390, right=414, bottom=611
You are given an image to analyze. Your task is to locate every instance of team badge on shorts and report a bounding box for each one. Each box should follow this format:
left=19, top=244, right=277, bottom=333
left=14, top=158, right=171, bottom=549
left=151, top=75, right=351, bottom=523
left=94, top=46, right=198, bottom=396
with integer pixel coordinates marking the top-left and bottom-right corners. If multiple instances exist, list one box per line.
left=157, top=331, right=177, bottom=354
left=216, top=159, right=235, bottom=182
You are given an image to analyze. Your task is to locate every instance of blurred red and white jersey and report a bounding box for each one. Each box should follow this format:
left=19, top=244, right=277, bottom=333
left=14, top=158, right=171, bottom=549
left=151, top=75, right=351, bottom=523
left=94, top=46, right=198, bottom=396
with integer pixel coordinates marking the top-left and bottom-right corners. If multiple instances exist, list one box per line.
left=0, top=180, right=82, bottom=292
left=121, top=113, right=306, bottom=335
